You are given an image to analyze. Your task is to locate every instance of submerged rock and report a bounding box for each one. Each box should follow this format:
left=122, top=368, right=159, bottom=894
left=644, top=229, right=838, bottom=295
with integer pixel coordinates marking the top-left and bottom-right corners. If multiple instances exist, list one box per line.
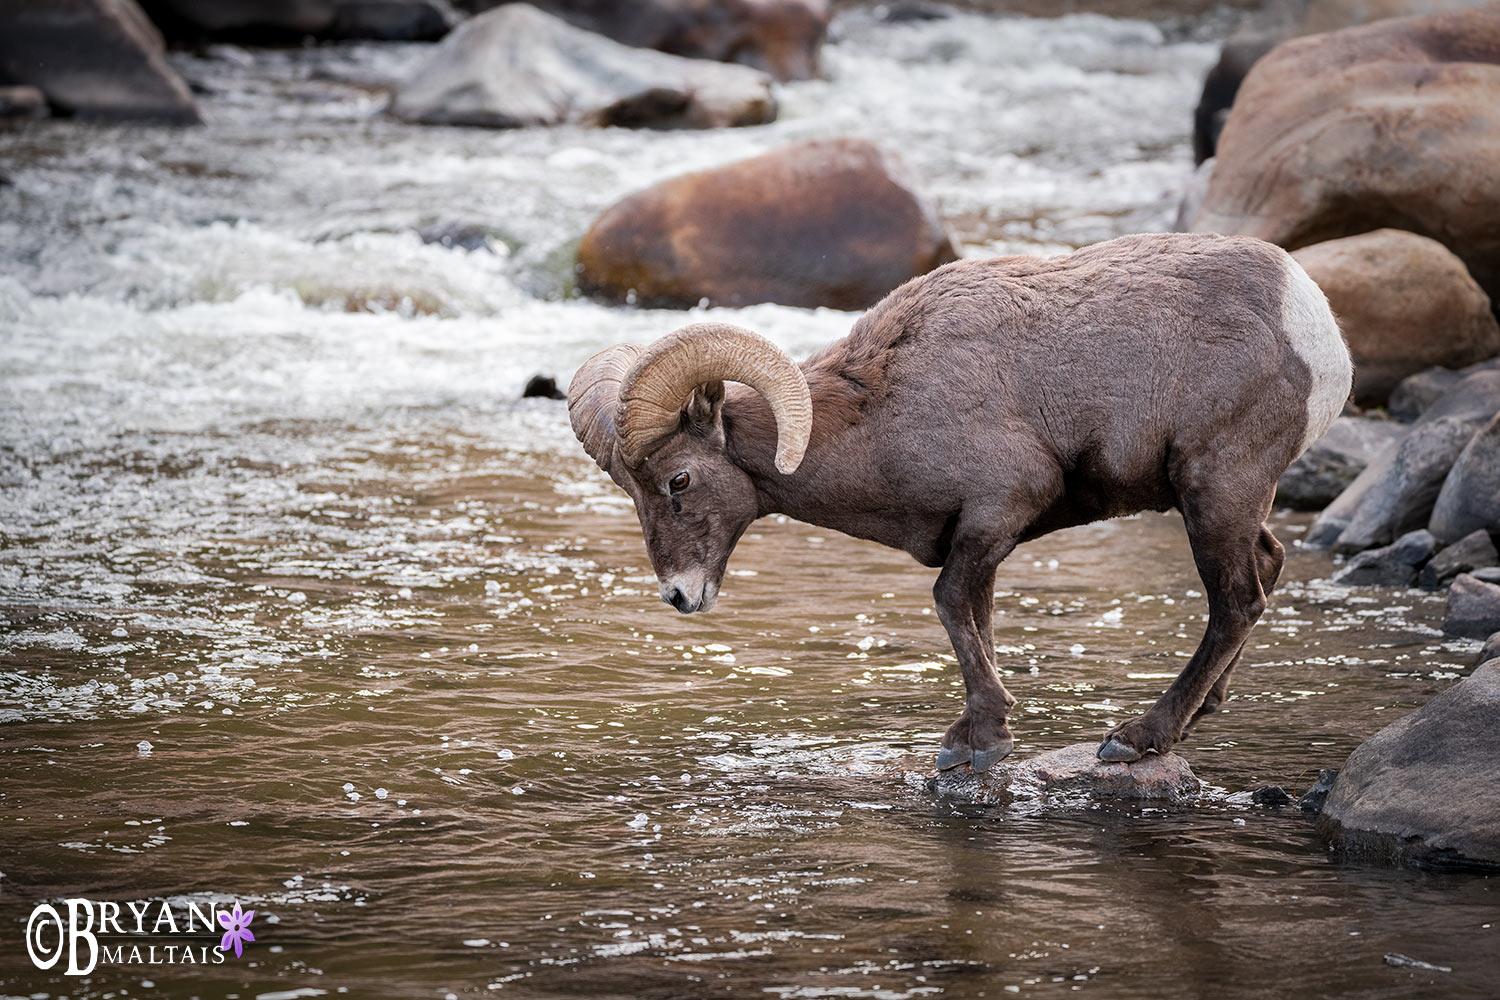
left=577, top=138, right=956, bottom=310
left=1276, top=416, right=1405, bottom=511
left=389, top=4, right=775, bottom=129
left=0, top=0, right=202, bottom=124
left=1299, top=768, right=1338, bottom=813
left=1420, top=529, right=1498, bottom=590
left=927, top=743, right=1200, bottom=807
left=1251, top=784, right=1292, bottom=807
left=1443, top=573, right=1500, bottom=639
left=1291, top=230, right=1500, bottom=406
left=1319, top=658, right=1500, bottom=869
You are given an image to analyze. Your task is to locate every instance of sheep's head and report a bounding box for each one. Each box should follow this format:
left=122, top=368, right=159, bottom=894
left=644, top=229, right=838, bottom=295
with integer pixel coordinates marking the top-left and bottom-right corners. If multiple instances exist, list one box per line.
left=568, top=323, right=811, bottom=614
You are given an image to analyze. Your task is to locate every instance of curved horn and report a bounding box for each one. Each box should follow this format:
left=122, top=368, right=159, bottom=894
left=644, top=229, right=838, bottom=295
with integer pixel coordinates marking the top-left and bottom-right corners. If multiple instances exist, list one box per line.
left=568, top=343, right=643, bottom=470
left=616, top=323, right=812, bottom=474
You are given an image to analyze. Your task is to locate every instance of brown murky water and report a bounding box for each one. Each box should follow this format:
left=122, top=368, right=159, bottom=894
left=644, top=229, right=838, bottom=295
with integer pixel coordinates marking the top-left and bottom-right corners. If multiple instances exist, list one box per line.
left=2, top=9, right=1497, bottom=999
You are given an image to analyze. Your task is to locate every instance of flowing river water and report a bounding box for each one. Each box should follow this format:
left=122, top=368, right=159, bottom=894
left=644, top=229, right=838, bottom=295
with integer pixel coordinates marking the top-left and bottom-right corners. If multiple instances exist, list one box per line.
left=1, top=8, right=1496, bottom=999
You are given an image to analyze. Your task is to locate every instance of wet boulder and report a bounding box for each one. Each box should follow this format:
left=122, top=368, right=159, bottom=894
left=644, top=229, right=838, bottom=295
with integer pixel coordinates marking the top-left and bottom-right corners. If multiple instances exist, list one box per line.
left=1308, top=370, right=1500, bottom=549
left=502, top=0, right=829, bottom=82
left=1291, top=230, right=1499, bottom=406
left=1319, top=657, right=1500, bottom=868
left=1430, top=414, right=1500, bottom=544
left=0, top=0, right=201, bottom=124
left=1325, top=418, right=1475, bottom=554
left=1276, top=416, right=1406, bottom=510
left=1299, top=768, right=1339, bottom=813
left=1420, top=530, right=1499, bottom=590
left=1443, top=573, right=1500, bottom=639
left=577, top=138, right=957, bottom=310
left=138, top=0, right=460, bottom=41
left=1334, top=529, right=1439, bottom=587
left=1188, top=7, right=1500, bottom=307
left=389, top=4, right=776, bottom=129
left=927, top=743, right=1200, bottom=807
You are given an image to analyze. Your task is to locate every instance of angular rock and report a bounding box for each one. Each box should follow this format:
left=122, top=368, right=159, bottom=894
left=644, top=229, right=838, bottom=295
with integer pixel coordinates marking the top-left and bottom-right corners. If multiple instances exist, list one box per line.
left=1480, top=631, right=1500, bottom=666
left=1309, top=370, right=1500, bottom=549
left=1277, top=416, right=1406, bottom=510
left=1430, top=413, right=1500, bottom=544
left=1390, top=358, right=1500, bottom=421
left=0, top=0, right=201, bottom=124
left=1319, top=658, right=1500, bottom=868
left=1329, top=418, right=1476, bottom=554
left=577, top=138, right=957, bottom=311
left=1443, top=573, right=1500, bottom=639
left=139, top=0, right=459, bottom=41
left=1476, top=567, right=1500, bottom=584
left=1188, top=7, right=1500, bottom=307
left=513, top=0, right=828, bottom=82
left=1251, top=784, right=1292, bottom=807
left=522, top=374, right=566, bottom=400
left=1291, top=230, right=1500, bottom=405
left=0, top=85, right=48, bottom=119
left=1334, top=529, right=1439, bottom=587
left=927, top=743, right=1200, bottom=807
left=1420, top=529, right=1499, bottom=590
left=389, top=4, right=775, bottom=129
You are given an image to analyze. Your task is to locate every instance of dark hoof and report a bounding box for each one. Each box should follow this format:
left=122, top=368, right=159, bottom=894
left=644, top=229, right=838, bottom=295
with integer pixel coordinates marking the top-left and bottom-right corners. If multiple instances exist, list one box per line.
left=970, top=737, right=1014, bottom=773
left=1097, top=738, right=1146, bottom=763
left=936, top=745, right=973, bottom=771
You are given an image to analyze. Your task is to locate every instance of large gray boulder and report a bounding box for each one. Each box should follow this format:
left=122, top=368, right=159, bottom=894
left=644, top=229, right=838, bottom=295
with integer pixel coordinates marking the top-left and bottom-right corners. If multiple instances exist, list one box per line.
left=1388, top=357, right=1500, bottom=422
left=1308, top=370, right=1500, bottom=549
left=927, top=743, right=1200, bottom=807
left=1277, top=416, right=1406, bottom=510
left=0, top=0, right=201, bottom=124
left=1443, top=573, right=1500, bottom=639
left=1320, top=657, right=1500, bottom=869
left=389, top=4, right=776, bottom=129
left=1326, top=417, right=1476, bottom=554
left=1430, top=413, right=1500, bottom=544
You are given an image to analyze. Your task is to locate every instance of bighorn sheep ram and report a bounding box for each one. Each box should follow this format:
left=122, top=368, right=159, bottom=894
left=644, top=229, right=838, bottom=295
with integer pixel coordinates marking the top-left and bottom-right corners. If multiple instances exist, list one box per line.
left=569, top=233, right=1351, bottom=770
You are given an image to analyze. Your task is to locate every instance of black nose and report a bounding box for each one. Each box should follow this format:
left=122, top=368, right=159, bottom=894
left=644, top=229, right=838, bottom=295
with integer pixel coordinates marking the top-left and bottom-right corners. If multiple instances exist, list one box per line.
left=665, top=586, right=689, bottom=612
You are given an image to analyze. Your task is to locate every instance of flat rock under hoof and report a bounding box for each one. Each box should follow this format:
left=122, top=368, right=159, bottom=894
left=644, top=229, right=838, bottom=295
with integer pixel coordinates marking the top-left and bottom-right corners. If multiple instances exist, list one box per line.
left=926, top=743, right=1200, bottom=807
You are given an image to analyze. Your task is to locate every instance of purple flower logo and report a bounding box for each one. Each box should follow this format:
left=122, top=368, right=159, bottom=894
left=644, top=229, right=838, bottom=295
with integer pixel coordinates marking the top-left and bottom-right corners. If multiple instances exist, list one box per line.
left=217, top=902, right=256, bottom=958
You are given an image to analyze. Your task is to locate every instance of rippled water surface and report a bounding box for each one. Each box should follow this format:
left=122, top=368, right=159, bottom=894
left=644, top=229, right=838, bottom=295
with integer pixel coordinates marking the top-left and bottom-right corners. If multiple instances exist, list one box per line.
left=2, top=9, right=1496, bottom=999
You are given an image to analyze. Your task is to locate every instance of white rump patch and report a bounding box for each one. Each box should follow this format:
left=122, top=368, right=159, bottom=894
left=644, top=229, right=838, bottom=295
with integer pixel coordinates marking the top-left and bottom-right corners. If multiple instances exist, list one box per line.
left=1280, top=254, right=1352, bottom=454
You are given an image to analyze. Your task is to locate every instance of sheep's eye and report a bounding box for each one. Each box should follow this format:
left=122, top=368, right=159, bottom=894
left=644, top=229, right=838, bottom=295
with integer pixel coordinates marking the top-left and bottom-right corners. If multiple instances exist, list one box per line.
left=669, top=471, right=690, bottom=493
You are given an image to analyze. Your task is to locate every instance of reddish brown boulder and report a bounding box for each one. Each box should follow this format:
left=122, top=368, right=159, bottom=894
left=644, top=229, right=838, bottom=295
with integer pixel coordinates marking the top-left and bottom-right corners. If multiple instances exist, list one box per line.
left=1189, top=6, right=1500, bottom=306
left=463, top=0, right=828, bottom=81
left=1292, top=230, right=1500, bottom=405
left=577, top=139, right=958, bottom=311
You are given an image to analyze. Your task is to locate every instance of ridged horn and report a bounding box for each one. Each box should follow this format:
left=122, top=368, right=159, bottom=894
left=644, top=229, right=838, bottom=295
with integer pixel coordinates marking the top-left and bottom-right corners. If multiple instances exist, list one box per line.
left=616, top=323, right=812, bottom=474
left=568, top=343, right=643, bottom=471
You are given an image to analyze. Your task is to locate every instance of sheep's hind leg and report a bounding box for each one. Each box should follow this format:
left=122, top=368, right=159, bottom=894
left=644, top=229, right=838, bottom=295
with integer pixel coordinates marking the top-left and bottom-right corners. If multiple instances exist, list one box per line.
left=1099, top=492, right=1271, bottom=762
left=1183, top=525, right=1285, bottom=735
left=934, top=530, right=1020, bottom=773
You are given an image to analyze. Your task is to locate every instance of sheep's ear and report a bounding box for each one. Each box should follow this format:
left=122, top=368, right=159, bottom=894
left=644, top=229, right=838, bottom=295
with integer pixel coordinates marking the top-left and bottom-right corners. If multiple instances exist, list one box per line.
left=682, top=380, right=725, bottom=434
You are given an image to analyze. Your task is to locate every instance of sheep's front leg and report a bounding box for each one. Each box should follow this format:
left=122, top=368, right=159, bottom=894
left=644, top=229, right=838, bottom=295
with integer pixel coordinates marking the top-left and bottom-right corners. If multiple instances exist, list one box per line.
left=934, top=534, right=1019, bottom=773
